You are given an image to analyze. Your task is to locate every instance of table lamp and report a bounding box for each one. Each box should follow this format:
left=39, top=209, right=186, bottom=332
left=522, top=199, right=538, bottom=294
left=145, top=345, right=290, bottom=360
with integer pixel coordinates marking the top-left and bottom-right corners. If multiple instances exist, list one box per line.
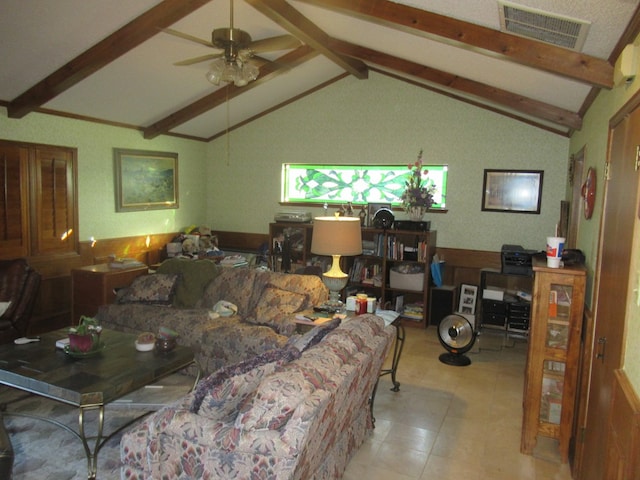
left=311, top=214, right=362, bottom=310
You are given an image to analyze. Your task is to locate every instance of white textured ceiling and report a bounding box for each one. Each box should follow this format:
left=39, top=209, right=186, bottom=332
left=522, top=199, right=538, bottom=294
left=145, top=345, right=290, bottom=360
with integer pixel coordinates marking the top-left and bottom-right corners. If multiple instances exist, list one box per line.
left=1, top=0, right=638, bottom=140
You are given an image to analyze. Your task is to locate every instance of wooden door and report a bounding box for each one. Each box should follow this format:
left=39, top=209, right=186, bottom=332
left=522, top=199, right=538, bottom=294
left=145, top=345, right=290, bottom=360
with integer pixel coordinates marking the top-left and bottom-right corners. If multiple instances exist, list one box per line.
left=30, top=145, right=78, bottom=255
left=577, top=101, right=640, bottom=479
left=0, top=141, right=29, bottom=258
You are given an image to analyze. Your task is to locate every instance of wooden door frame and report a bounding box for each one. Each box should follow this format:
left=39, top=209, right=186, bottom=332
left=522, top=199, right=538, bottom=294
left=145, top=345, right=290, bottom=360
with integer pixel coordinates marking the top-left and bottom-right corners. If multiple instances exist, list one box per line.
left=574, top=88, right=640, bottom=479
left=568, top=147, right=585, bottom=249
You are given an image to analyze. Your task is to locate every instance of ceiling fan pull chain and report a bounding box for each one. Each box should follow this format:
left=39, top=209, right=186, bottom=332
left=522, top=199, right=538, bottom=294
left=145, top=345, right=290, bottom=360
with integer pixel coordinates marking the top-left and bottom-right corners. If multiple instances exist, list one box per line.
left=226, top=87, right=230, bottom=166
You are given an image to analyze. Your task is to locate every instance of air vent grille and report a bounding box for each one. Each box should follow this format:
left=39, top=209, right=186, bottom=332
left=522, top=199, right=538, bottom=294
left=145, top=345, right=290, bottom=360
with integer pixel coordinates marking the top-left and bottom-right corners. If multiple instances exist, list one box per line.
left=498, top=1, right=590, bottom=51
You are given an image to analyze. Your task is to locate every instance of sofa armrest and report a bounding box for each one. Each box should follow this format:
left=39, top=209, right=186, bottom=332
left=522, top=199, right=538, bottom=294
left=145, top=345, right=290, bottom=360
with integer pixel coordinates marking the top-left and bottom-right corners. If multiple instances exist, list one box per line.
left=123, top=406, right=298, bottom=477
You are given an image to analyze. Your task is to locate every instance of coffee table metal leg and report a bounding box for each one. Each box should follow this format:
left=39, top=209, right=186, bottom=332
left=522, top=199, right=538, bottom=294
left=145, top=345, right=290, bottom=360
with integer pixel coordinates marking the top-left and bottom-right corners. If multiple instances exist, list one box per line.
left=78, top=404, right=104, bottom=480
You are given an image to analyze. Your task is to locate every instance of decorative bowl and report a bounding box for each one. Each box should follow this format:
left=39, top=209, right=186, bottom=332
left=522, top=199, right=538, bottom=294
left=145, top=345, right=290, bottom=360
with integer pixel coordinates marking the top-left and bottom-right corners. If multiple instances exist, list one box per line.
left=135, top=340, right=155, bottom=352
left=155, top=337, right=177, bottom=353
left=135, top=332, right=156, bottom=352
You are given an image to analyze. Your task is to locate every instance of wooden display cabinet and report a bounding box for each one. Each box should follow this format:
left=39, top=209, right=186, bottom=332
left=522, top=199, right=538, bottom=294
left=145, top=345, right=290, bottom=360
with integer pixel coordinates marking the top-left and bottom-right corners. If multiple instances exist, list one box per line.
left=520, top=257, right=586, bottom=462
left=71, top=264, right=148, bottom=323
left=269, top=223, right=315, bottom=273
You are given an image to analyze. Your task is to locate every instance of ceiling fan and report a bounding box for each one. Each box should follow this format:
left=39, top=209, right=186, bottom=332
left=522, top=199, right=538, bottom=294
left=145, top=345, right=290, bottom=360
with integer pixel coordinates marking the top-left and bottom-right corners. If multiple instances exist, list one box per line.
left=163, top=0, right=301, bottom=86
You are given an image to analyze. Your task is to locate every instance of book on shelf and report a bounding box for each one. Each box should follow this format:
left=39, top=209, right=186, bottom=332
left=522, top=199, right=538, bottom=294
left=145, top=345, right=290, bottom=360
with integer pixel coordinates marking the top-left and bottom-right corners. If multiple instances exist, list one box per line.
left=402, top=302, right=424, bottom=320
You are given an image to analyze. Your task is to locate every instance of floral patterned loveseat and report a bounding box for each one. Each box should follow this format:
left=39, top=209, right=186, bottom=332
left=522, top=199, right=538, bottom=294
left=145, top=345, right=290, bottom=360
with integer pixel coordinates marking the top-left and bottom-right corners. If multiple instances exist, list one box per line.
left=96, top=258, right=328, bottom=375
left=120, top=314, right=395, bottom=480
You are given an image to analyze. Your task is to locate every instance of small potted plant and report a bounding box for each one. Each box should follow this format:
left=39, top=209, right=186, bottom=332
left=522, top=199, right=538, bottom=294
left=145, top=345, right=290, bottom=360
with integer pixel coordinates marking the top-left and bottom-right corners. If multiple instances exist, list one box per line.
left=68, top=316, right=103, bottom=353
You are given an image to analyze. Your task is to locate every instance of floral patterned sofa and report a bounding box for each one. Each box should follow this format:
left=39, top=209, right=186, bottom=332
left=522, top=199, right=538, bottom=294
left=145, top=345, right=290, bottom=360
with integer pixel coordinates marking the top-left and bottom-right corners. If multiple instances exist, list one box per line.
left=96, top=258, right=328, bottom=375
left=120, top=314, right=395, bottom=480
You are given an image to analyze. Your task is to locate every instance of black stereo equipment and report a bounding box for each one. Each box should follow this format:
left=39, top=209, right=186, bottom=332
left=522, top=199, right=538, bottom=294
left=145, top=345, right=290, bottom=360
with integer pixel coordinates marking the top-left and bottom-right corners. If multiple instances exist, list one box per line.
left=394, top=220, right=431, bottom=232
left=501, top=244, right=536, bottom=276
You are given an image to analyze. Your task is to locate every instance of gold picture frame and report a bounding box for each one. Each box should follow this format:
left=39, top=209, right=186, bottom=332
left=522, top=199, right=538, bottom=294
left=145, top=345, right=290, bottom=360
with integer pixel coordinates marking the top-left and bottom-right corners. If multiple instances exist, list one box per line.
left=114, top=148, right=178, bottom=212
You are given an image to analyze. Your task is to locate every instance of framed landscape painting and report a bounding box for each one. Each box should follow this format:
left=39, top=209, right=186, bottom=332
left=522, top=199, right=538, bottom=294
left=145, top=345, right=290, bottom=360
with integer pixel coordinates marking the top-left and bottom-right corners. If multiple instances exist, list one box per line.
left=114, top=148, right=178, bottom=212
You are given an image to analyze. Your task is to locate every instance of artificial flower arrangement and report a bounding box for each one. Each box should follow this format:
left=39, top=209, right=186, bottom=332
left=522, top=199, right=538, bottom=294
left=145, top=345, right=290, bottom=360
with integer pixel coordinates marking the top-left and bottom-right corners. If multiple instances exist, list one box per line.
left=400, top=149, right=438, bottom=211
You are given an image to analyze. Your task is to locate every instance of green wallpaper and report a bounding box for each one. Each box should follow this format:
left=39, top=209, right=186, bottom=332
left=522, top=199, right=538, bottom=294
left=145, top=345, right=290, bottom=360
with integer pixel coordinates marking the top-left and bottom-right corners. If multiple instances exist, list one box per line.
left=0, top=109, right=208, bottom=241
left=207, top=72, right=569, bottom=253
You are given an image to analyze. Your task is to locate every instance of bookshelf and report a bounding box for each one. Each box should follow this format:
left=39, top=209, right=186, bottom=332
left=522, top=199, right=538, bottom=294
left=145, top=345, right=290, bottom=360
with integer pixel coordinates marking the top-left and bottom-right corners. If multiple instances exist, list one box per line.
left=346, top=228, right=437, bottom=328
left=268, top=222, right=437, bottom=327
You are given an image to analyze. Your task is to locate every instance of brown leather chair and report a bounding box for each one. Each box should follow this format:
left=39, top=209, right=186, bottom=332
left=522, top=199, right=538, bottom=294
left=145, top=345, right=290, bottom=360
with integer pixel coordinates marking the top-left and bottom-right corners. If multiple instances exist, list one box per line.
left=0, top=259, right=41, bottom=344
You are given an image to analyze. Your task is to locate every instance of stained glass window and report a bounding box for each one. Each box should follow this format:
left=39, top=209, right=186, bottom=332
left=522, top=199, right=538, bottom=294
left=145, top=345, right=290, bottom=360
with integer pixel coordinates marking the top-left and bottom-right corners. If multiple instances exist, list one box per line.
left=281, top=164, right=448, bottom=209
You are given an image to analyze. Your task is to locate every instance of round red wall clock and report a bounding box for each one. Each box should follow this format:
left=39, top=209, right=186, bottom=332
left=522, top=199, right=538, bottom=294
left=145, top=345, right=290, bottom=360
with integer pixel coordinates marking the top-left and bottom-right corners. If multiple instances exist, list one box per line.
left=581, top=167, right=596, bottom=219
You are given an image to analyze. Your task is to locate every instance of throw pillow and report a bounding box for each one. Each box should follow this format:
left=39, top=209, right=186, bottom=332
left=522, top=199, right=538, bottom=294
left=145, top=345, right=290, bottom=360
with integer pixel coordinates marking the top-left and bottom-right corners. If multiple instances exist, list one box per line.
left=247, top=286, right=308, bottom=328
left=117, top=273, right=179, bottom=305
left=190, top=345, right=301, bottom=415
left=286, top=317, right=342, bottom=353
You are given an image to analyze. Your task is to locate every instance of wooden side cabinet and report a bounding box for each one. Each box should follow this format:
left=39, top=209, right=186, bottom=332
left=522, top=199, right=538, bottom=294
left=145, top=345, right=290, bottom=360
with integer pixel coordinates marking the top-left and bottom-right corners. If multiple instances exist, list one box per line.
left=520, top=257, right=586, bottom=462
left=71, top=264, right=148, bottom=323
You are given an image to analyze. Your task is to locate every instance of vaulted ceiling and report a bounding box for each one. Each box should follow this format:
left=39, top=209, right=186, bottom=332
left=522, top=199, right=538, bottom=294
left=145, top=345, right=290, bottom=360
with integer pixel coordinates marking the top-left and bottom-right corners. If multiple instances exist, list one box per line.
left=1, top=0, right=639, bottom=141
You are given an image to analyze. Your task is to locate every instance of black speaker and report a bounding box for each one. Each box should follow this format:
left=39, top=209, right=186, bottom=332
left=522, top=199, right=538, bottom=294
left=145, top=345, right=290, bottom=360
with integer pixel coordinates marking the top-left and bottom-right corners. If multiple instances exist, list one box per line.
left=429, top=285, right=457, bottom=326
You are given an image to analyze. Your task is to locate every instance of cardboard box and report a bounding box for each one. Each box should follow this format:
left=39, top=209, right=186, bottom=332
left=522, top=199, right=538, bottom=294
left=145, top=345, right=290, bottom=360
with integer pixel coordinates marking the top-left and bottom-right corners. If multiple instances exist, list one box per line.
left=390, top=270, right=424, bottom=291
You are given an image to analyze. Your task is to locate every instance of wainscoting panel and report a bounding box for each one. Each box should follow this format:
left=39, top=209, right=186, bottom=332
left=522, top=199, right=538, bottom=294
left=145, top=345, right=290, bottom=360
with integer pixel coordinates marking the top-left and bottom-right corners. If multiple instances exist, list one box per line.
left=605, top=369, right=640, bottom=479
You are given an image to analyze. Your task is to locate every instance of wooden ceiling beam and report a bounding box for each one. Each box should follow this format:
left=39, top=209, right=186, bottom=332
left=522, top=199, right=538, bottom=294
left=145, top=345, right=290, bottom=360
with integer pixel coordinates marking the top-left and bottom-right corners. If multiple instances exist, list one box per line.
left=245, top=0, right=368, bottom=79
left=7, top=0, right=213, bottom=119
left=296, top=0, right=614, bottom=89
left=330, top=39, right=582, bottom=130
left=143, top=45, right=318, bottom=139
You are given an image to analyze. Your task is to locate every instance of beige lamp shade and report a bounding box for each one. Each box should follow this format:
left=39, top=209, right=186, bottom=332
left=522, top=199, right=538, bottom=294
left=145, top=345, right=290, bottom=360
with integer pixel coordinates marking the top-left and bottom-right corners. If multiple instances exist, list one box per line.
left=311, top=215, right=362, bottom=308
left=311, top=216, right=363, bottom=257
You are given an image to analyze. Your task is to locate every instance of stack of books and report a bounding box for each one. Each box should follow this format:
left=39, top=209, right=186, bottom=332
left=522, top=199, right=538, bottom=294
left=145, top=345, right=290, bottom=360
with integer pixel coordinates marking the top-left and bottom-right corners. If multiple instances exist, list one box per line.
left=402, top=303, right=424, bottom=321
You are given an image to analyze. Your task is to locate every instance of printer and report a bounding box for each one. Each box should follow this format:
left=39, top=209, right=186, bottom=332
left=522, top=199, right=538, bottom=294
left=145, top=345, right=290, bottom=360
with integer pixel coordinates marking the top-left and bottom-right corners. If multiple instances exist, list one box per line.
left=501, top=244, right=537, bottom=276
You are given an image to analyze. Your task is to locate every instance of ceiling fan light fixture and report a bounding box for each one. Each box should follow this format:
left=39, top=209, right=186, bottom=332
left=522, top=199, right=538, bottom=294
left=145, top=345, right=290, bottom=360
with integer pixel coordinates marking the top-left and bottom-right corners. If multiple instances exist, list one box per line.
left=205, top=61, right=224, bottom=85
left=206, top=57, right=259, bottom=87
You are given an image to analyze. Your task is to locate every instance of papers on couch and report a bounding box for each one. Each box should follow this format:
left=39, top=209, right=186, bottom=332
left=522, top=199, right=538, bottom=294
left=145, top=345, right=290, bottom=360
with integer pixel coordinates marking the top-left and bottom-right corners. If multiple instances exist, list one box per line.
left=295, top=312, right=346, bottom=325
left=374, top=309, right=400, bottom=327
left=220, top=255, right=248, bottom=268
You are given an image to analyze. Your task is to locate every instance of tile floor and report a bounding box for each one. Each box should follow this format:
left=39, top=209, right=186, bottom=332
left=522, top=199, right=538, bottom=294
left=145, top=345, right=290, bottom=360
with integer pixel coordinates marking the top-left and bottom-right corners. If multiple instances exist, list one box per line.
left=343, top=326, right=574, bottom=480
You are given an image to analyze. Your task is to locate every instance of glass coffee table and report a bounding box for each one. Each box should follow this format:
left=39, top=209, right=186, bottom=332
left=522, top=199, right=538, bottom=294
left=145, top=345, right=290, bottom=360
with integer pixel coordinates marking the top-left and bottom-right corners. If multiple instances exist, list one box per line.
left=0, top=328, right=198, bottom=479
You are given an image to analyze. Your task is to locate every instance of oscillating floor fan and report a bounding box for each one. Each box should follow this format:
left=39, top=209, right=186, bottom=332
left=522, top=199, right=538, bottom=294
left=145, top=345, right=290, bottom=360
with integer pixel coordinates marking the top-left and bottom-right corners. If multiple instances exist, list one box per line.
left=437, top=314, right=476, bottom=366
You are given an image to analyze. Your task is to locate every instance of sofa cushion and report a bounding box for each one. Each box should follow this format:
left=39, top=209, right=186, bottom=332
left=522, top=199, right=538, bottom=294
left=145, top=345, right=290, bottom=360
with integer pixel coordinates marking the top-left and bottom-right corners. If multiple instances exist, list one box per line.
left=236, top=368, right=314, bottom=431
left=191, top=345, right=301, bottom=416
left=249, top=271, right=329, bottom=313
left=117, top=274, right=178, bottom=305
left=247, top=286, right=308, bottom=328
left=199, top=268, right=259, bottom=315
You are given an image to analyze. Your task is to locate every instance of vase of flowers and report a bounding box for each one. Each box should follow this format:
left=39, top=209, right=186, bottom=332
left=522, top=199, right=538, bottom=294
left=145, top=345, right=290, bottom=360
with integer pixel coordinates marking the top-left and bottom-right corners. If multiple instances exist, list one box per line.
left=401, top=150, right=437, bottom=221
left=68, top=316, right=102, bottom=353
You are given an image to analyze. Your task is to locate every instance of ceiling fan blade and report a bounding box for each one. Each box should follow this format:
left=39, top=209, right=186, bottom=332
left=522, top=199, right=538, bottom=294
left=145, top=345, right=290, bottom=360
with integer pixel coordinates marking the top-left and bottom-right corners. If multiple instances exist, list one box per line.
left=248, top=34, right=301, bottom=54
left=174, top=53, right=224, bottom=66
left=162, top=28, right=213, bottom=48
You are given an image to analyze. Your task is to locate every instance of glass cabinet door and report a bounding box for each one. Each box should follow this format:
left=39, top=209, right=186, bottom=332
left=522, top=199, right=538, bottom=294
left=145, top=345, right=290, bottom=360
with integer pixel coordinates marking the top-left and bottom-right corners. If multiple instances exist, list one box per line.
left=541, top=360, right=566, bottom=424
left=546, top=284, right=572, bottom=349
